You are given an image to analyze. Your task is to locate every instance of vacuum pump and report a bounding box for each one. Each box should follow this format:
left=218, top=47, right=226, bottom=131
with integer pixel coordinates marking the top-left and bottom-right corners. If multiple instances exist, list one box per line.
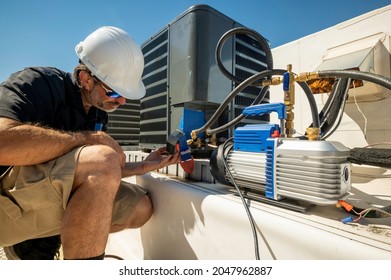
left=209, top=103, right=351, bottom=205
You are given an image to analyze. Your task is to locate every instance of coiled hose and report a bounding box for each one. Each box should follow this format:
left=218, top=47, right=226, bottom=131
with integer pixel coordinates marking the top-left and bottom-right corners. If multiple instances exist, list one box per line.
left=215, top=27, right=273, bottom=85
left=197, top=29, right=391, bottom=139
left=193, top=69, right=321, bottom=136
left=193, top=27, right=320, bottom=137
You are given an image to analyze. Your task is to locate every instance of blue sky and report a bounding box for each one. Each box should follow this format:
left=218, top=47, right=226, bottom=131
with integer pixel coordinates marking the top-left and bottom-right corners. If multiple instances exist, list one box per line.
left=1, top=0, right=390, bottom=82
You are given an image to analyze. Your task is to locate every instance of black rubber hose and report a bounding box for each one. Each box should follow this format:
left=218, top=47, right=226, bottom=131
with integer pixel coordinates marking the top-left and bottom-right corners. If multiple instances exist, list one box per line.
left=317, top=69, right=391, bottom=91
left=195, top=26, right=330, bottom=137
left=320, top=78, right=351, bottom=139
left=315, top=69, right=391, bottom=139
left=193, top=69, right=279, bottom=136
left=317, top=78, right=345, bottom=125
left=215, top=27, right=273, bottom=86
left=297, top=80, right=321, bottom=130
left=208, top=79, right=321, bottom=135
left=306, top=78, right=350, bottom=138
left=207, top=85, right=270, bottom=135
left=193, top=69, right=321, bottom=136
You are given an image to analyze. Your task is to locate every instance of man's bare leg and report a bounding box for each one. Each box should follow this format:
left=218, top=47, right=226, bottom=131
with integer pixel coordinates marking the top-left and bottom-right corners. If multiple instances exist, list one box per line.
left=61, top=145, right=122, bottom=259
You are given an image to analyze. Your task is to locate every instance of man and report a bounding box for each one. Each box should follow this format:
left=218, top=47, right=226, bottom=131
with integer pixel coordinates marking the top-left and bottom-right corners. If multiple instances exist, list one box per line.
left=0, top=26, right=180, bottom=260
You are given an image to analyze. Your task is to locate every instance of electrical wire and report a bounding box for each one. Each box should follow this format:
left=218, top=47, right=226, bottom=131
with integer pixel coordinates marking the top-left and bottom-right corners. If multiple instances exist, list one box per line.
left=351, top=82, right=368, bottom=139
left=104, top=254, right=124, bottom=260
left=353, top=207, right=391, bottom=222
left=221, top=138, right=260, bottom=260
left=338, top=200, right=391, bottom=223
left=364, top=142, right=391, bottom=147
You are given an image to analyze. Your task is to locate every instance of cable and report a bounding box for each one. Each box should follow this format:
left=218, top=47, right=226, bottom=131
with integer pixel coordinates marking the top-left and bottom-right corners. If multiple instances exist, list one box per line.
left=338, top=200, right=391, bottom=224
left=353, top=207, right=391, bottom=222
left=221, top=139, right=260, bottom=260
left=352, top=82, right=368, bottom=138
left=104, top=254, right=124, bottom=260
left=364, top=142, right=391, bottom=147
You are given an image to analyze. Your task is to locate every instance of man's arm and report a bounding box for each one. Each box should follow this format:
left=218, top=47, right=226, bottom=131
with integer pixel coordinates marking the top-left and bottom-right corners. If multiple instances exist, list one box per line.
left=0, top=117, right=125, bottom=166
left=121, top=147, right=180, bottom=178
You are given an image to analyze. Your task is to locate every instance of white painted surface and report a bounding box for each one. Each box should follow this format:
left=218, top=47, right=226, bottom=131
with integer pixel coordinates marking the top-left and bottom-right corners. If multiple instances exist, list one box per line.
left=106, top=169, right=391, bottom=260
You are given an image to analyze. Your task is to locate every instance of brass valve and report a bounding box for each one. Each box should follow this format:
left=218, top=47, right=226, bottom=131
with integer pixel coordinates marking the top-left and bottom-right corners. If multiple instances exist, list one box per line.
left=284, top=64, right=295, bottom=138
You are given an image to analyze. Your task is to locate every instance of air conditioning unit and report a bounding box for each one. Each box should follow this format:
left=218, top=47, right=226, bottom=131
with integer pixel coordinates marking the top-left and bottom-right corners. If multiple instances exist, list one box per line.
left=139, top=5, right=271, bottom=149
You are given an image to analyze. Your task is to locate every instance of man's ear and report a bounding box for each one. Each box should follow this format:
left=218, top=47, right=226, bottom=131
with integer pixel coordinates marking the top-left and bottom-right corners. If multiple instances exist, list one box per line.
left=79, top=71, right=94, bottom=91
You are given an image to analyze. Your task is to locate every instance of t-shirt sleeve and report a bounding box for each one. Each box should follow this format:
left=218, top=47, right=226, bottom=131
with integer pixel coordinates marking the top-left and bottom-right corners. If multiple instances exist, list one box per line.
left=0, top=67, right=61, bottom=124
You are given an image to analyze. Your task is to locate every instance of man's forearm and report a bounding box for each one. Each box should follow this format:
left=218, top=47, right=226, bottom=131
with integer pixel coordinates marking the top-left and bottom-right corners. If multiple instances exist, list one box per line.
left=0, top=123, right=93, bottom=166
left=122, top=161, right=151, bottom=178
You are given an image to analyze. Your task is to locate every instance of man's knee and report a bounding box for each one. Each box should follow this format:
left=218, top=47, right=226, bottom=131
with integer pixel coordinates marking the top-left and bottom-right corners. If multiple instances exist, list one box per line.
left=73, top=145, right=122, bottom=191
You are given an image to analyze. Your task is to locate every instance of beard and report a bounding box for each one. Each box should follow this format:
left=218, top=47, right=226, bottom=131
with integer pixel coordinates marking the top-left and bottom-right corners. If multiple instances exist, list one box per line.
left=98, top=101, right=121, bottom=112
left=81, top=85, right=123, bottom=113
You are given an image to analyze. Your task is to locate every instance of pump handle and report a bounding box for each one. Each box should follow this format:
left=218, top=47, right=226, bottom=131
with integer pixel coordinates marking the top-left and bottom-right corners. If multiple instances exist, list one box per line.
left=242, top=103, right=286, bottom=119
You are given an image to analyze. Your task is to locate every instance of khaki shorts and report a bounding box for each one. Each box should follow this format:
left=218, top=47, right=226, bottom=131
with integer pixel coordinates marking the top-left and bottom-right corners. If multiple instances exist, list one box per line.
left=0, top=147, right=147, bottom=247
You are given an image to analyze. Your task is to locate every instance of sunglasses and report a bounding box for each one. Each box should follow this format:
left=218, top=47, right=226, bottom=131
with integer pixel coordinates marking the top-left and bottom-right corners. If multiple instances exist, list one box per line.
left=92, top=77, right=122, bottom=98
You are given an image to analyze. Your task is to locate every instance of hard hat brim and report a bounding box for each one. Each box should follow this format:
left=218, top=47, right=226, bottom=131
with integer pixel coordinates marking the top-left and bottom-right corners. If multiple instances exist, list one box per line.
left=120, top=80, right=146, bottom=100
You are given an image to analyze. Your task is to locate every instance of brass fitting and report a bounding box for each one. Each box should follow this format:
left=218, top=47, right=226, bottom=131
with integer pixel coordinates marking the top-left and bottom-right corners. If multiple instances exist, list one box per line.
left=306, top=127, right=320, bottom=141
left=210, top=134, right=217, bottom=146
left=262, top=76, right=283, bottom=86
left=193, top=137, right=202, bottom=149
left=284, top=64, right=295, bottom=137
left=191, top=130, right=197, bottom=140
left=285, top=111, right=295, bottom=138
left=187, top=136, right=202, bottom=148
left=295, top=71, right=319, bottom=82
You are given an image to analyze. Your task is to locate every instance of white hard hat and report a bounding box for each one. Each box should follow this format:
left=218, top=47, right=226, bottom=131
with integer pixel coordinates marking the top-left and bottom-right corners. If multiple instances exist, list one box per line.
left=75, top=26, right=145, bottom=99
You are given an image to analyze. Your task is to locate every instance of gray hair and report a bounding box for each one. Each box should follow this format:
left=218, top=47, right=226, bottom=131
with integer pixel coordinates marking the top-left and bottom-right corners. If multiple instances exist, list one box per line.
left=73, top=62, right=91, bottom=88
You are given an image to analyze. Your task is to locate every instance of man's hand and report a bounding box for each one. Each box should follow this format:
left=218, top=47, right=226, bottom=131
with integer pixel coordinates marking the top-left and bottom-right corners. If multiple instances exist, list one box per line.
left=145, top=146, right=180, bottom=168
left=121, top=146, right=180, bottom=178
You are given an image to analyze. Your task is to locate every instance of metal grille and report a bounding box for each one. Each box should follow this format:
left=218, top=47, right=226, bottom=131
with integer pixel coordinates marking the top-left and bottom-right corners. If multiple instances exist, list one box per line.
left=233, top=34, right=269, bottom=125
left=139, top=30, right=169, bottom=148
left=107, top=100, right=140, bottom=145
